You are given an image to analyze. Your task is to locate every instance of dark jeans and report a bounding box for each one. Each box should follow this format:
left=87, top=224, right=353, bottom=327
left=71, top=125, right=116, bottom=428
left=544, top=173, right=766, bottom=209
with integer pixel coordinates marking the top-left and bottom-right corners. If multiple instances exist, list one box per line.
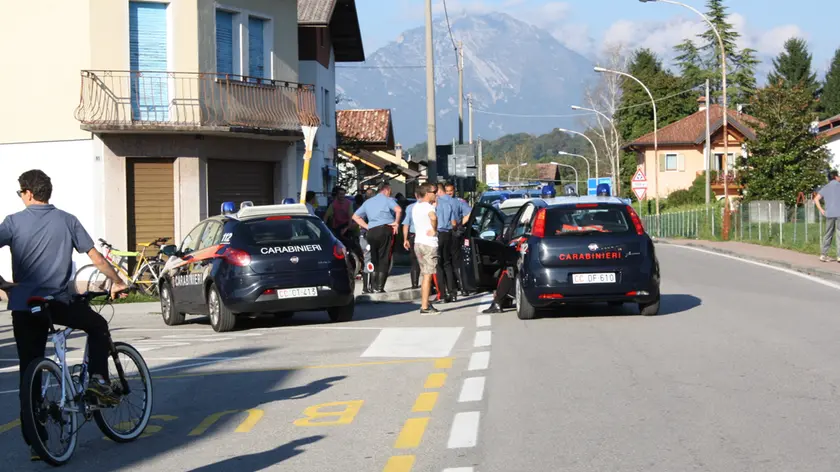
left=12, top=300, right=111, bottom=445
left=493, top=268, right=515, bottom=305
left=365, top=225, right=394, bottom=274
left=452, top=229, right=466, bottom=291
left=436, top=231, right=457, bottom=296
left=408, top=233, right=420, bottom=278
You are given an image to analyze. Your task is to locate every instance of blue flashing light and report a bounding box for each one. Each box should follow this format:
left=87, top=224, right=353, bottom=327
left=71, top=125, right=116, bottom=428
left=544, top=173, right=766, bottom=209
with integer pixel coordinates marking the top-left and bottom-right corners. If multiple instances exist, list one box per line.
left=282, top=198, right=296, bottom=204
left=597, top=183, right=611, bottom=196
left=221, top=201, right=236, bottom=214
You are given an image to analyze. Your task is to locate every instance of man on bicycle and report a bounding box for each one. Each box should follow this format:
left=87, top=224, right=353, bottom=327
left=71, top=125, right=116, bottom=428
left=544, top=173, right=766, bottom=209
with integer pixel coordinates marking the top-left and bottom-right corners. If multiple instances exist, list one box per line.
left=0, top=170, right=127, bottom=457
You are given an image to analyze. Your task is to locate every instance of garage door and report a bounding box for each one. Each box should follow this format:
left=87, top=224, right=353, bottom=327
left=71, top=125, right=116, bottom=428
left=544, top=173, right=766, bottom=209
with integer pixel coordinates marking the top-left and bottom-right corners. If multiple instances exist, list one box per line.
left=207, top=159, right=275, bottom=216
left=127, top=159, right=176, bottom=257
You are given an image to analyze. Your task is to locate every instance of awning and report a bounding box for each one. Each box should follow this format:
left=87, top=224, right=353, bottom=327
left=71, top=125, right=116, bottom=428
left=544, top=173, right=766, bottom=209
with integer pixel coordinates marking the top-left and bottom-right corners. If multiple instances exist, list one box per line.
left=338, top=148, right=421, bottom=182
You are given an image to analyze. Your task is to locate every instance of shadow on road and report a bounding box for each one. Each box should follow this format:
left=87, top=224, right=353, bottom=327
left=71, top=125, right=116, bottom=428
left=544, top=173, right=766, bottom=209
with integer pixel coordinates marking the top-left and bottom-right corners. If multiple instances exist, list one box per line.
left=186, top=435, right=325, bottom=472
left=659, top=294, right=702, bottom=315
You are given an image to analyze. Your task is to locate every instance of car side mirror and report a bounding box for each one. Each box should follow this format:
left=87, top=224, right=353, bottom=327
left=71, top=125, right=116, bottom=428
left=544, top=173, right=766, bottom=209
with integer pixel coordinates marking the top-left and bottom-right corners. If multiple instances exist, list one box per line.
left=479, top=230, right=496, bottom=240
left=160, top=245, right=179, bottom=257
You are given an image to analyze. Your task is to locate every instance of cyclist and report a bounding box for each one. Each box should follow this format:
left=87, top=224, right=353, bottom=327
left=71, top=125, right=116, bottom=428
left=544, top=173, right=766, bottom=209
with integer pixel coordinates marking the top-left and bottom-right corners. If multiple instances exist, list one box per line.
left=0, top=170, right=128, bottom=459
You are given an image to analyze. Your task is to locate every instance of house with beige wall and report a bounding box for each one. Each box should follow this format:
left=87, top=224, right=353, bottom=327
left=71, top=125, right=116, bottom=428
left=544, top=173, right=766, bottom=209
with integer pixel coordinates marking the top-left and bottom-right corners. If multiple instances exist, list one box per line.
left=0, top=0, right=319, bottom=280
left=818, top=114, right=840, bottom=170
left=624, top=98, right=760, bottom=201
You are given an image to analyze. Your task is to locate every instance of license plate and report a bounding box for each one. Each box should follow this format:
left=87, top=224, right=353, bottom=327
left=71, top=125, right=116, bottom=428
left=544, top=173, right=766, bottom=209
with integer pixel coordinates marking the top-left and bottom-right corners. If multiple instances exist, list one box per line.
left=277, top=287, right=318, bottom=299
left=572, top=273, right=616, bottom=284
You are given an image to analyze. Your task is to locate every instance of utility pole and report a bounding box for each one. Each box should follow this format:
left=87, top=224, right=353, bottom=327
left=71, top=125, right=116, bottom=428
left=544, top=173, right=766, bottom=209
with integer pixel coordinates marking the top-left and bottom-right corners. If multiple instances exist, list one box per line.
left=424, top=0, right=437, bottom=180
left=458, top=41, right=464, bottom=145
left=477, top=137, right=483, bottom=183
left=468, top=93, right=473, bottom=144
left=705, top=78, right=711, bottom=207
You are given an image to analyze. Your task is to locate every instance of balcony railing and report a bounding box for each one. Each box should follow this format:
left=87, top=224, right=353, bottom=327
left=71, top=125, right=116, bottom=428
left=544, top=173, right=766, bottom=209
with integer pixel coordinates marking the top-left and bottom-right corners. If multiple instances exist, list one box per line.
left=75, top=70, right=320, bottom=133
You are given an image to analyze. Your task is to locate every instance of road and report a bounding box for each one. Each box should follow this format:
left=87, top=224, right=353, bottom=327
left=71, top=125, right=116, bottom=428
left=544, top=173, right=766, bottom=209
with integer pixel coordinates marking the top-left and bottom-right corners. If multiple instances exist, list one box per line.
left=2, top=243, right=840, bottom=471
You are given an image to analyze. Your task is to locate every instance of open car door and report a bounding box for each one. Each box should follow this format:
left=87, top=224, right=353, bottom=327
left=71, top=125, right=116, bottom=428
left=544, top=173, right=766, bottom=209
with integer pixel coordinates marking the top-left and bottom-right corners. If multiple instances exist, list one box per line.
left=460, top=204, right=508, bottom=292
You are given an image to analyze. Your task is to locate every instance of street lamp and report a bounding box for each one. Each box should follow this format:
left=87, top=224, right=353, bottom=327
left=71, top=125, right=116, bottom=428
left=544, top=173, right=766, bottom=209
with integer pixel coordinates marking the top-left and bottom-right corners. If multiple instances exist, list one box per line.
left=556, top=128, right=599, bottom=181
left=551, top=162, right=580, bottom=194
left=571, top=105, right=621, bottom=195
left=555, top=152, right=590, bottom=182
left=594, top=66, right=660, bottom=216
left=640, top=0, right=731, bottom=233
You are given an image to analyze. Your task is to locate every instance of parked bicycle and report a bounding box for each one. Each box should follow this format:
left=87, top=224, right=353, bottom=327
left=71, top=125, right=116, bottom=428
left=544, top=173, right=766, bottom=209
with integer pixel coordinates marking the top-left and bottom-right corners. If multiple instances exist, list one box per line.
left=75, top=237, right=170, bottom=296
left=18, top=290, right=153, bottom=466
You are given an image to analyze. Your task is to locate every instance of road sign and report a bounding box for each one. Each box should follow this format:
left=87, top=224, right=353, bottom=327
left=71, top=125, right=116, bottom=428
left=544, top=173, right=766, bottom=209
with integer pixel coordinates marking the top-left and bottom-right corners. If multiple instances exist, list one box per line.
left=632, top=187, right=647, bottom=201
left=485, top=164, right=500, bottom=187
left=587, top=177, right=614, bottom=196
left=631, top=168, right=648, bottom=201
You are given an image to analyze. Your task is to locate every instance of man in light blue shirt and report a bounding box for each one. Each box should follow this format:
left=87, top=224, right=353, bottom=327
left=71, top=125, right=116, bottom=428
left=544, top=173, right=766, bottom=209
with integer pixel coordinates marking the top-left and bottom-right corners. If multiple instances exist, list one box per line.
left=402, top=196, right=420, bottom=289
left=352, top=182, right=402, bottom=293
left=434, top=183, right=459, bottom=302
left=446, top=183, right=472, bottom=296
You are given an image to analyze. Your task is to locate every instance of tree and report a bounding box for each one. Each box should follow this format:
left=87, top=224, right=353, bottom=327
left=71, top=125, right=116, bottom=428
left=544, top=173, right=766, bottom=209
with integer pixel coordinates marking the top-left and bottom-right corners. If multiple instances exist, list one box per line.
left=822, top=47, right=840, bottom=119
left=585, top=43, right=628, bottom=190
left=768, top=37, right=820, bottom=99
left=739, top=83, right=830, bottom=205
left=674, top=0, right=758, bottom=105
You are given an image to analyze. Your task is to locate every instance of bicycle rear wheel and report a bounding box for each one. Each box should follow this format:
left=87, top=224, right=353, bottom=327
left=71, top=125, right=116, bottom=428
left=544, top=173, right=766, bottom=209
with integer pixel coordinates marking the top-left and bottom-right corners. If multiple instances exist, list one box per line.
left=134, top=261, right=163, bottom=297
left=21, top=358, right=78, bottom=466
left=94, top=342, right=153, bottom=442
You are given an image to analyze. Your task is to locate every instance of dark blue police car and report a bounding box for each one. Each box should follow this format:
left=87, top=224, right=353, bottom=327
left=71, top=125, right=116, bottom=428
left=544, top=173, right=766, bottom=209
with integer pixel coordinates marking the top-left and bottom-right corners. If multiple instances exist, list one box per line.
left=460, top=196, right=660, bottom=319
left=158, top=202, right=355, bottom=332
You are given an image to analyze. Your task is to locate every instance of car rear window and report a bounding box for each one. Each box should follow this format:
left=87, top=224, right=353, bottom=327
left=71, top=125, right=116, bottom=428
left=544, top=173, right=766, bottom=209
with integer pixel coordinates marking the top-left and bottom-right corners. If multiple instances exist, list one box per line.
left=234, top=217, right=329, bottom=246
left=545, top=206, right=631, bottom=235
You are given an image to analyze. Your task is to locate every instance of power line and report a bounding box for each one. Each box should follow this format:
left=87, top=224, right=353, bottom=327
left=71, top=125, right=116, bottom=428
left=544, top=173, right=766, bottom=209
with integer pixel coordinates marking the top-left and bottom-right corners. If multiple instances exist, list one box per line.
left=442, top=0, right=458, bottom=53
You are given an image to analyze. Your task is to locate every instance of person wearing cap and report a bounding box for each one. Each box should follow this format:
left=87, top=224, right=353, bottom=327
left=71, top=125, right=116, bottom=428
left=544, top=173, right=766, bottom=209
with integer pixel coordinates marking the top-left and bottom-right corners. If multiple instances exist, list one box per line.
left=402, top=191, right=421, bottom=289
left=434, top=183, right=459, bottom=302
left=352, top=182, right=402, bottom=293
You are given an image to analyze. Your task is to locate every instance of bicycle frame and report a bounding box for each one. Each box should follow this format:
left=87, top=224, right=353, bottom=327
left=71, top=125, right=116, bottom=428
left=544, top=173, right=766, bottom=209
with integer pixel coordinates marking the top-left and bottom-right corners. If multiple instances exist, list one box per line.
left=48, top=328, right=86, bottom=413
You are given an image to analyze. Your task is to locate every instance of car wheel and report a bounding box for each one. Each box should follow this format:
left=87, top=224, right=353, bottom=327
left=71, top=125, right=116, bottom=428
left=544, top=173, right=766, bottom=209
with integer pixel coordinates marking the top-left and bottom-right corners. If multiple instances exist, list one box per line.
left=328, top=299, right=355, bottom=323
left=160, top=283, right=185, bottom=326
left=639, top=296, right=660, bottom=316
left=208, top=284, right=236, bottom=332
left=515, top=277, right=536, bottom=320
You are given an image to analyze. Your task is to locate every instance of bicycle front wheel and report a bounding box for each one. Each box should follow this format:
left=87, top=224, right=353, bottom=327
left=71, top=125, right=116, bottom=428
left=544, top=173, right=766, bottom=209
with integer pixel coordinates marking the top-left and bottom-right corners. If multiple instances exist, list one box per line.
left=134, top=261, right=163, bottom=297
left=21, top=357, right=78, bottom=466
left=94, top=342, right=153, bottom=442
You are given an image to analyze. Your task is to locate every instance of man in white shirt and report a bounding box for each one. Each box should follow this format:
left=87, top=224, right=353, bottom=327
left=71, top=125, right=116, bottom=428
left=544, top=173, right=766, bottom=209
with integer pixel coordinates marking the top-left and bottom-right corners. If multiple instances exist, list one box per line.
left=412, top=182, right=440, bottom=314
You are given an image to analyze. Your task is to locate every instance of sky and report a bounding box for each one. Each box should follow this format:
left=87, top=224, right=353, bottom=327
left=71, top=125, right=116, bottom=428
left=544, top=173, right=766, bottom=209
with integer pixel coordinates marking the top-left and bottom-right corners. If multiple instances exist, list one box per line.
left=354, top=0, right=839, bottom=77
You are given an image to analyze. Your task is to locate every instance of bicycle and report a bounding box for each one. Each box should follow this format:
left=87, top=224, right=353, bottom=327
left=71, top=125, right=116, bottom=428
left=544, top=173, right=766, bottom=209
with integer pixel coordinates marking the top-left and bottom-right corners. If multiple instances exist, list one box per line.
left=75, top=237, right=170, bottom=297
left=18, top=290, right=153, bottom=466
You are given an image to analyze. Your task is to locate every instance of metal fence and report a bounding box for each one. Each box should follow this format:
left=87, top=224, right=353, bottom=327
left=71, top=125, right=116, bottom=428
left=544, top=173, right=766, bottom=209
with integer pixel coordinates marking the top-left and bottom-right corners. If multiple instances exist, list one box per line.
left=641, top=200, right=829, bottom=255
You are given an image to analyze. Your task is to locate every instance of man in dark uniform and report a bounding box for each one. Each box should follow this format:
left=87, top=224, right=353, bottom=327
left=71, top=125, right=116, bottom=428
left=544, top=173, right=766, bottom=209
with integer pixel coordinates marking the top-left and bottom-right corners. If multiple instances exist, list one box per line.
left=446, top=183, right=472, bottom=296
left=402, top=192, right=421, bottom=289
left=352, top=183, right=402, bottom=293
left=482, top=235, right=526, bottom=313
left=433, top=183, right=459, bottom=302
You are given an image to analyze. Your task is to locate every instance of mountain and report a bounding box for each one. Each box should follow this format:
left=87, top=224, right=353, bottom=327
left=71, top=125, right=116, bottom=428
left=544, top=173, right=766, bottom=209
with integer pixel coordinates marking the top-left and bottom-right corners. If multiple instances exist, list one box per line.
left=336, top=12, right=597, bottom=148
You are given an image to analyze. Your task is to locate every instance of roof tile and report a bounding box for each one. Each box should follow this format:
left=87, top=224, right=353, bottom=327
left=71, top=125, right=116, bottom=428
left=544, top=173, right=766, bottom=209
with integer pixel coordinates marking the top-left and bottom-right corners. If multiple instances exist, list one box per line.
left=628, top=104, right=762, bottom=148
left=337, top=109, right=392, bottom=144
left=298, top=0, right=336, bottom=24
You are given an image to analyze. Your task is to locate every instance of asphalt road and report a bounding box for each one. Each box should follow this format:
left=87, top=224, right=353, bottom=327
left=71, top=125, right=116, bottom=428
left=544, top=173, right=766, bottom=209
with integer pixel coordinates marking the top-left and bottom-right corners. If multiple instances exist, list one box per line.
left=2, top=243, right=840, bottom=471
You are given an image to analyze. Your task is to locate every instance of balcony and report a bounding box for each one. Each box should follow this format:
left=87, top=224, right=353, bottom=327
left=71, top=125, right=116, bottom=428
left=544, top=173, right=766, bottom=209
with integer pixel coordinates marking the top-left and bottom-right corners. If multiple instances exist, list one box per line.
left=75, top=70, right=320, bottom=137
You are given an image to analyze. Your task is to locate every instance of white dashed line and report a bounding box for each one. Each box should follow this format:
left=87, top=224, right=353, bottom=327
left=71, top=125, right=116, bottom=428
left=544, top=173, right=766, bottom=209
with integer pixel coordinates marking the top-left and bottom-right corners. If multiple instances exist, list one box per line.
left=448, top=411, right=481, bottom=448
left=458, top=377, right=486, bottom=403
left=476, top=295, right=493, bottom=313
left=468, top=351, right=490, bottom=371
left=473, top=331, right=491, bottom=347
left=443, top=468, right=474, bottom=472
left=476, top=315, right=491, bottom=327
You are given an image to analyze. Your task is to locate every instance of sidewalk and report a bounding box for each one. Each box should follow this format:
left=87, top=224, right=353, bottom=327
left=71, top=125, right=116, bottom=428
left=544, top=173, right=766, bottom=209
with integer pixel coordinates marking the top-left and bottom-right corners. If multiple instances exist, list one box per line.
left=659, top=238, right=840, bottom=284
left=354, top=266, right=421, bottom=304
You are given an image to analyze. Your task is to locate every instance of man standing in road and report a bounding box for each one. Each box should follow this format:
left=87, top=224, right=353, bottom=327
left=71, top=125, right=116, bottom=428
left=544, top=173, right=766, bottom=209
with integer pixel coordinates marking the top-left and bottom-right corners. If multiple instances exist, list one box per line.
left=815, top=170, right=840, bottom=262
left=352, top=182, right=402, bottom=293
left=413, top=182, right=440, bottom=314
left=446, top=183, right=472, bottom=296
left=402, top=193, right=421, bottom=289
left=434, top=183, right=459, bottom=302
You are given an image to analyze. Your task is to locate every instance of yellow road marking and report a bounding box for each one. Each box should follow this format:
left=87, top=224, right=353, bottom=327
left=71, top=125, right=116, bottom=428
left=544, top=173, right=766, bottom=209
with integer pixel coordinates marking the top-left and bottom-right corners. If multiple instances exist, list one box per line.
left=383, top=455, right=415, bottom=472
left=235, top=409, right=264, bottom=433
left=153, top=358, right=443, bottom=380
left=424, top=373, right=447, bottom=389
left=394, top=417, right=429, bottom=449
left=434, top=357, right=453, bottom=368
left=0, top=419, right=20, bottom=434
left=293, top=400, right=364, bottom=427
left=103, top=415, right=177, bottom=441
left=411, top=392, right=438, bottom=412
left=188, top=409, right=265, bottom=436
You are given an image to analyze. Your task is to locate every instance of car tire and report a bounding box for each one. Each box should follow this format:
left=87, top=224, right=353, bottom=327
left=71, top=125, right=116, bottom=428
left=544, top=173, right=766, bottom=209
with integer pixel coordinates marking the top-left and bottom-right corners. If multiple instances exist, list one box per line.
left=160, top=283, right=185, bottom=326
left=208, top=284, right=236, bottom=332
left=328, top=299, right=355, bottom=323
left=639, top=296, right=660, bottom=316
left=515, top=277, right=536, bottom=320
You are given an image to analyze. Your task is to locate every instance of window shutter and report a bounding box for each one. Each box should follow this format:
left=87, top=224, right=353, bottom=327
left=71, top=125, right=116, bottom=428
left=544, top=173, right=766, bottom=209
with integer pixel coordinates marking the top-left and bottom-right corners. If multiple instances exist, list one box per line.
left=659, top=154, right=666, bottom=172
left=129, top=2, right=169, bottom=122
left=248, top=17, right=265, bottom=79
left=216, top=10, right=234, bottom=76
left=677, top=154, right=685, bottom=172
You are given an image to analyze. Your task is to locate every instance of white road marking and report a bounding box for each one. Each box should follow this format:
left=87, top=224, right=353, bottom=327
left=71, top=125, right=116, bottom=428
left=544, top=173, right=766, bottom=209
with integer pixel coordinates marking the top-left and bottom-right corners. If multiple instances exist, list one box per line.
left=458, top=377, right=486, bottom=403
left=361, top=327, right=463, bottom=358
left=476, top=315, right=491, bottom=327
left=443, top=468, right=474, bottom=472
left=667, top=244, right=840, bottom=291
left=468, top=351, right=490, bottom=371
left=447, top=411, right=481, bottom=448
left=473, top=331, right=491, bottom=347
left=476, top=295, right=493, bottom=313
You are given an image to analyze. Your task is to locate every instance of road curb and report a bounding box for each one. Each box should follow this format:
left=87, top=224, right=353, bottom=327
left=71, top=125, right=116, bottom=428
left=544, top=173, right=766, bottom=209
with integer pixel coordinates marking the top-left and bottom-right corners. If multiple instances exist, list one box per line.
left=356, top=288, right=421, bottom=304
left=656, top=239, right=840, bottom=284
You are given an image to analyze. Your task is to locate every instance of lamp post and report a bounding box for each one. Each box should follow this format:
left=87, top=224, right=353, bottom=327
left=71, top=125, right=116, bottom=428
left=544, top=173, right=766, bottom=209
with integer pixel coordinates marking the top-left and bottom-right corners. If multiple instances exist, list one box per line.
left=556, top=127, right=599, bottom=182
left=550, top=162, right=580, bottom=194
left=594, top=66, right=659, bottom=216
left=571, top=105, right=621, bottom=195
left=555, top=152, right=591, bottom=182
left=640, top=0, right=730, bottom=236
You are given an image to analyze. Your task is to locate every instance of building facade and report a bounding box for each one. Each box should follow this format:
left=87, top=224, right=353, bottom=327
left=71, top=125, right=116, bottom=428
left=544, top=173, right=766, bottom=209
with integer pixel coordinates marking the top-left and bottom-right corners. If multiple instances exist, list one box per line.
left=0, top=0, right=318, bottom=280
left=818, top=114, right=840, bottom=170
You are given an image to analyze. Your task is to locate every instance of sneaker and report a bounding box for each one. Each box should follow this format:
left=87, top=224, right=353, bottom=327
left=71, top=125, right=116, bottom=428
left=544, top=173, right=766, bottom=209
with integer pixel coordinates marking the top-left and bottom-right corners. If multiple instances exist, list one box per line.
left=86, top=378, right=119, bottom=405
left=820, top=255, right=830, bottom=262
left=420, top=304, right=441, bottom=315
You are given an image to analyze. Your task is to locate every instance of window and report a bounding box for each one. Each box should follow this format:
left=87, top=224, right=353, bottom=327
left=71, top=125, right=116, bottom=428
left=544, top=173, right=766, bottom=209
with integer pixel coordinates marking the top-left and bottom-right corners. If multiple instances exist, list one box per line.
left=661, top=153, right=684, bottom=172
left=714, top=153, right=735, bottom=172
left=666, top=154, right=678, bottom=171
left=545, top=207, right=631, bottom=235
left=214, top=7, right=272, bottom=80
left=198, top=222, right=224, bottom=250
left=180, top=223, right=206, bottom=254
left=248, top=16, right=266, bottom=79
left=323, top=89, right=331, bottom=126
left=510, top=204, right=535, bottom=239
left=215, top=10, right=234, bottom=77
left=235, top=218, right=328, bottom=246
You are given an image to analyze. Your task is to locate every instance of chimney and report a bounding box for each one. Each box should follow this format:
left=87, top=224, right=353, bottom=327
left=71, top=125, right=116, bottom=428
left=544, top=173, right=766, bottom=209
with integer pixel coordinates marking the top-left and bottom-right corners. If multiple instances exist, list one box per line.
left=697, top=96, right=707, bottom=112
left=395, top=143, right=403, bottom=161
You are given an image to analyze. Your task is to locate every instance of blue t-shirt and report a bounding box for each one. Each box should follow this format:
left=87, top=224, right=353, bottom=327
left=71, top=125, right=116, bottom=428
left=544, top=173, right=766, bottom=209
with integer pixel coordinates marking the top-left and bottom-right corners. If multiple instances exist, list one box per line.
left=436, top=195, right=456, bottom=232
left=403, top=203, right=416, bottom=233
left=0, top=205, right=95, bottom=311
left=455, top=198, right=472, bottom=222
left=354, top=193, right=398, bottom=229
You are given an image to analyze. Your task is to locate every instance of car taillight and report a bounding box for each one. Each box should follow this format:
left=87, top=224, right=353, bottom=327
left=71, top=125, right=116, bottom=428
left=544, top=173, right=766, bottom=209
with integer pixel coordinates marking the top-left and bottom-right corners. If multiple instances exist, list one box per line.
left=539, top=293, right=564, bottom=299
left=266, top=215, right=291, bottom=220
left=576, top=203, right=598, bottom=208
left=532, top=208, right=547, bottom=238
left=333, top=243, right=346, bottom=260
left=222, top=247, right=251, bottom=266
left=625, top=205, right=645, bottom=235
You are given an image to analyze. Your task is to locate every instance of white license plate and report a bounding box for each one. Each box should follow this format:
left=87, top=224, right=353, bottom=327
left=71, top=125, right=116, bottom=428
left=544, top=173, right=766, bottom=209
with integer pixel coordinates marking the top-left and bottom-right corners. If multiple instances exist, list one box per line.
left=572, top=273, right=616, bottom=284
left=277, top=287, right=318, bottom=299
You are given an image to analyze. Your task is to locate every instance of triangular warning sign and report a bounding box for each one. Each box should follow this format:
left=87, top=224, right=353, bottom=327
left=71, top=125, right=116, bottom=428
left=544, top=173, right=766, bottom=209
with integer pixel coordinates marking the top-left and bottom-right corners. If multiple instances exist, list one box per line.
left=632, top=168, right=647, bottom=182
left=633, top=187, right=647, bottom=201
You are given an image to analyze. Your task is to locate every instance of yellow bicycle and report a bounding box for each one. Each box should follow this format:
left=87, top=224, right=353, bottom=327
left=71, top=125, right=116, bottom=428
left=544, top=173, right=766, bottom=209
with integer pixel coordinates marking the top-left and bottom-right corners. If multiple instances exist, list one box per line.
left=75, top=237, right=170, bottom=296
